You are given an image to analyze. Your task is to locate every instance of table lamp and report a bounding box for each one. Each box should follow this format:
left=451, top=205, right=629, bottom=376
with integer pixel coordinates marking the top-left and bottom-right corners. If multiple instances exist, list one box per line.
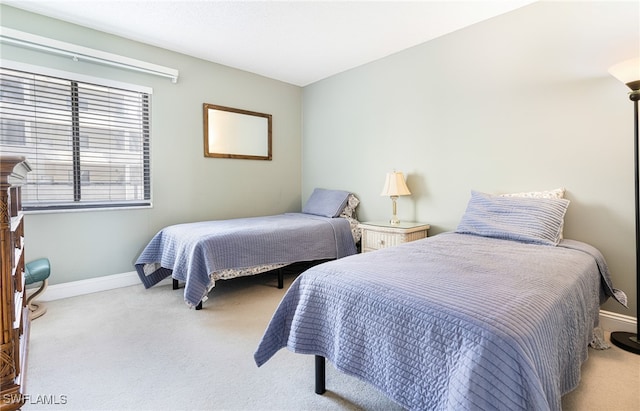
left=380, top=171, right=411, bottom=225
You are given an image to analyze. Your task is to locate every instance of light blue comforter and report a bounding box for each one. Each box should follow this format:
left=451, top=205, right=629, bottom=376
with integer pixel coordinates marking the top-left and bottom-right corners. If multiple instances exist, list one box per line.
left=135, top=213, right=356, bottom=307
left=254, top=232, right=626, bottom=411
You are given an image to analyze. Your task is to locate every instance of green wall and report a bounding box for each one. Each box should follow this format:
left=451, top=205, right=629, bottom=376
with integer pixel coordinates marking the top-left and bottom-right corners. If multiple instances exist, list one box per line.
left=1, top=5, right=302, bottom=285
left=302, top=1, right=639, bottom=317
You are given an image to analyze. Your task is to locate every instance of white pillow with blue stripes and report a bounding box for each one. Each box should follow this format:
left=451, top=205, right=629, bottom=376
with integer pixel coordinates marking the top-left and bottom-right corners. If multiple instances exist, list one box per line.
left=455, top=190, right=570, bottom=245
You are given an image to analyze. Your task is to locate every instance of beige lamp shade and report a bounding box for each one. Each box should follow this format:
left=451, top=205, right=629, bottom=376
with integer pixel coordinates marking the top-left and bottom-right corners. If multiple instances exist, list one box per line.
left=609, top=57, right=640, bottom=90
left=380, top=171, right=411, bottom=197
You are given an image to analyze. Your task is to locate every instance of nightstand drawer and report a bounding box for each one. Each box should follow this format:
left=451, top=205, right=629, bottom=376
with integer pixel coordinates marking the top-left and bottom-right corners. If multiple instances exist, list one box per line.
left=362, top=229, right=392, bottom=251
left=361, top=229, right=425, bottom=251
left=358, top=221, right=429, bottom=253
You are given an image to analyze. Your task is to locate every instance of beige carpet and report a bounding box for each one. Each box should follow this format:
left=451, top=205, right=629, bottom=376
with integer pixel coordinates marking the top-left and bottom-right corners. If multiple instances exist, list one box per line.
left=22, top=271, right=639, bottom=411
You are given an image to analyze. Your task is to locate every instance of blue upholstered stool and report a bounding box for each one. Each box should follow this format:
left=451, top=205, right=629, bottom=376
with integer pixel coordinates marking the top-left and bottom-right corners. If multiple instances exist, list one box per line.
left=25, top=258, right=51, bottom=320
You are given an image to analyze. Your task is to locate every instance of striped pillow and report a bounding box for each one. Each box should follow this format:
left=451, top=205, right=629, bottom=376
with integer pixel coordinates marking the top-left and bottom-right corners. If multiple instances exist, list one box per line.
left=501, top=187, right=567, bottom=239
left=302, top=188, right=351, bottom=218
left=455, top=190, right=569, bottom=245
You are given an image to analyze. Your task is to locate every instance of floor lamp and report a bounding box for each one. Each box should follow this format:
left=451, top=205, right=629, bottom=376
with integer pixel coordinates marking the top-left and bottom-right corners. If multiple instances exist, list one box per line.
left=609, top=57, right=640, bottom=355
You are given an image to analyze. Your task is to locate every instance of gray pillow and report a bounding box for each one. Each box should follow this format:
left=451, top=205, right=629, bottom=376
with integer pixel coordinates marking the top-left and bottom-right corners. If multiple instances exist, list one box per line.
left=302, top=188, right=351, bottom=218
left=455, top=190, right=569, bottom=245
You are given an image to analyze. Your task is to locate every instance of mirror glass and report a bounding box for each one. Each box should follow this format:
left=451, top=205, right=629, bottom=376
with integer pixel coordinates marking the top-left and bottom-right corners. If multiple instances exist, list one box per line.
left=203, top=104, right=272, bottom=160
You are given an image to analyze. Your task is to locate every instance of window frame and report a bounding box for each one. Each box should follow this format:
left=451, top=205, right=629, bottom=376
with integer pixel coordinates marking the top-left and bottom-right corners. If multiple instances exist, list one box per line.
left=0, top=59, right=153, bottom=213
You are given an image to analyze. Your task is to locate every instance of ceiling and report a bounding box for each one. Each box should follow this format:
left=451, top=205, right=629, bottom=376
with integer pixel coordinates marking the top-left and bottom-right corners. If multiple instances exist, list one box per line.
left=2, top=0, right=537, bottom=86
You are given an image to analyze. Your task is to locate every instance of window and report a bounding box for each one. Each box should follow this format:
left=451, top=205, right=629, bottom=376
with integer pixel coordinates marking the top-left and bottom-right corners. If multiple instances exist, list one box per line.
left=0, top=66, right=151, bottom=211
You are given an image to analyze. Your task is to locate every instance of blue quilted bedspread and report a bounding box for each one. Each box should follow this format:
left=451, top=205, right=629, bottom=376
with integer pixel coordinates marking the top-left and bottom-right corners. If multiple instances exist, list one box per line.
left=254, top=232, right=626, bottom=411
left=135, top=213, right=356, bottom=307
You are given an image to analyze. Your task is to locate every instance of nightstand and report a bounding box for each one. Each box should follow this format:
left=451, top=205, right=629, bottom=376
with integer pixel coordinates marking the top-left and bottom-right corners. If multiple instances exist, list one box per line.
left=358, top=221, right=430, bottom=253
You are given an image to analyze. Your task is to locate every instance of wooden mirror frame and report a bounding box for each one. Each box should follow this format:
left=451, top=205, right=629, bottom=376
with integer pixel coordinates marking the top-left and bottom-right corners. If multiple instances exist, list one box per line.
left=203, top=103, right=272, bottom=160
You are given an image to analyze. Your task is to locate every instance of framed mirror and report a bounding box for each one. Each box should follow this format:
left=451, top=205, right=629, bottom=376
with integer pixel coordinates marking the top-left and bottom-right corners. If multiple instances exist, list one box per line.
left=203, top=104, right=272, bottom=160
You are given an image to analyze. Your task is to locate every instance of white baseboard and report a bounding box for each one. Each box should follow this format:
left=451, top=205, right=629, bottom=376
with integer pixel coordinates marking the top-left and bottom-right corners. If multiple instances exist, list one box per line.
left=36, top=271, right=173, bottom=302
left=598, top=310, right=637, bottom=334
left=37, top=271, right=142, bottom=302
left=35, top=272, right=638, bottom=333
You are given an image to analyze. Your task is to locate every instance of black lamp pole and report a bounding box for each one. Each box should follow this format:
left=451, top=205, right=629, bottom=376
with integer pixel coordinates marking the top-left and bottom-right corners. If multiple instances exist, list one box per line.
left=610, top=86, right=640, bottom=355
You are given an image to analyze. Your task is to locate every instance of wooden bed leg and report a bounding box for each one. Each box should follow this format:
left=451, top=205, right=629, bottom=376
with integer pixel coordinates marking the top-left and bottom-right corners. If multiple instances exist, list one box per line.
left=277, top=268, right=284, bottom=289
left=195, top=301, right=202, bottom=310
left=172, top=279, right=179, bottom=290
left=315, top=355, right=326, bottom=395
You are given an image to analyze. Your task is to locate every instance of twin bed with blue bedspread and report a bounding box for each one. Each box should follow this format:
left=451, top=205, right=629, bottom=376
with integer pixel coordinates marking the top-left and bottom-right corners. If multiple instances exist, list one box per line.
left=135, top=189, right=360, bottom=308
left=254, top=190, right=627, bottom=411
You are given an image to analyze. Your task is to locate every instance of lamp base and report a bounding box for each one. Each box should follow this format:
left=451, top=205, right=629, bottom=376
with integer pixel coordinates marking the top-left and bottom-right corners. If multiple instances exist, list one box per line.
left=610, top=331, right=640, bottom=355
left=389, top=196, right=400, bottom=225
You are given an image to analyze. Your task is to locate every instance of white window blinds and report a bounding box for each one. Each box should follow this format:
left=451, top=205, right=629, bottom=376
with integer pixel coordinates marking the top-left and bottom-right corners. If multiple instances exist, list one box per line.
left=0, top=67, right=151, bottom=211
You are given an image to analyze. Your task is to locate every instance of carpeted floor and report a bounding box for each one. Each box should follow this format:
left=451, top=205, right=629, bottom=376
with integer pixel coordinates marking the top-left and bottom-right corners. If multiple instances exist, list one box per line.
left=21, top=270, right=640, bottom=411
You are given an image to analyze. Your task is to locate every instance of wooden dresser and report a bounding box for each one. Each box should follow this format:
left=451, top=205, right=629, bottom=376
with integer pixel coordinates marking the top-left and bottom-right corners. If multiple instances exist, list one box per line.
left=1, top=156, right=31, bottom=411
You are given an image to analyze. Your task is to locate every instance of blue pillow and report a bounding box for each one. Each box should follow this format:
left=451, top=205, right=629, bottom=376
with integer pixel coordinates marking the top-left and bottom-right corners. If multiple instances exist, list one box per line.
left=302, top=188, right=351, bottom=218
left=455, top=190, right=569, bottom=245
